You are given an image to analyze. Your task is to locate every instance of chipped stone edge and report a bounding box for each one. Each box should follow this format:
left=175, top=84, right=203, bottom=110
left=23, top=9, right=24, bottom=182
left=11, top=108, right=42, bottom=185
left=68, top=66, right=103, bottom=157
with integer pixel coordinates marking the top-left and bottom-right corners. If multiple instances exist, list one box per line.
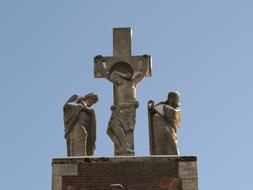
left=52, top=163, right=78, bottom=176
left=181, top=178, right=198, bottom=190
left=178, top=161, right=198, bottom=178
left=52, top=155, right=197, bottom=165
left=178, top=161, right=198, bottom=190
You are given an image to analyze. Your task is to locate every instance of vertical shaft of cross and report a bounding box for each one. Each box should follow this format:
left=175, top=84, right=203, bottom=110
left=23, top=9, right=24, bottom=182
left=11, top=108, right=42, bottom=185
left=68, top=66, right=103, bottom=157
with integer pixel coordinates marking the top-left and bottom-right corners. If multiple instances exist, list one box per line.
left=112, top=28, right=132, bottom=105
left=113, top=28, right=132, bottom=57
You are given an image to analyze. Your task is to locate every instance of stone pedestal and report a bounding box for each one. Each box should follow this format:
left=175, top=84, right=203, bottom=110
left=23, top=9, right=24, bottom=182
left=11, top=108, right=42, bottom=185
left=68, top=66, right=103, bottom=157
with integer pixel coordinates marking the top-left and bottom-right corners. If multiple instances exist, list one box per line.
left=52, top=156, right=198, bottom=190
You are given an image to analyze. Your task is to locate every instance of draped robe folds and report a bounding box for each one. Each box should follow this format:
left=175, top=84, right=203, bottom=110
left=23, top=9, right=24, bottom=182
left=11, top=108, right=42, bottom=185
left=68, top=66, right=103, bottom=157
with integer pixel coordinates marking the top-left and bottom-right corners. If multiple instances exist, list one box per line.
left=148, top=101, right=180, bottom=155
left=63, top=95, right=96, bottom=156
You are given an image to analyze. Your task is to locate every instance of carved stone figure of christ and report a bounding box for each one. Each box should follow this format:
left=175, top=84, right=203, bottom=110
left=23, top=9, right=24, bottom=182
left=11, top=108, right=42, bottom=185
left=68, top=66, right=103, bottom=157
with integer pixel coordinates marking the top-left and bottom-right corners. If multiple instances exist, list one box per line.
left=94, top=28, right=152, bottom=155
left=106, top=64, right=144, bottom=155
left=110, top=69, right=144, bottom=104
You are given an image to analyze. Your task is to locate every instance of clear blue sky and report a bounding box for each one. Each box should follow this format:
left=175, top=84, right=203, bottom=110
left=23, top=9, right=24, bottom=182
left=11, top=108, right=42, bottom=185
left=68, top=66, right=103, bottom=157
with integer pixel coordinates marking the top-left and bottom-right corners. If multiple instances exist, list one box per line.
left=0, top=0, right=252, bottom=189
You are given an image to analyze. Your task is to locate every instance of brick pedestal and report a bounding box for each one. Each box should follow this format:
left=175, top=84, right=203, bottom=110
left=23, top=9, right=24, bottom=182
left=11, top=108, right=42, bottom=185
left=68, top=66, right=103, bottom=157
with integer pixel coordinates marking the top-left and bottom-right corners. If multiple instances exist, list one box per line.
left=52, top=156, right=198, bottom=190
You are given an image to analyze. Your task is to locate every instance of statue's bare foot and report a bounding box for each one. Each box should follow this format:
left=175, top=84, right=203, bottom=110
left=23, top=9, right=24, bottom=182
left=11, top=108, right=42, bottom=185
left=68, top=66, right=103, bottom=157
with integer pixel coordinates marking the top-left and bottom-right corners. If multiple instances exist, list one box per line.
left=116, top=147, right=134, bottom=156
left=125, top=148, right=134, bottom=156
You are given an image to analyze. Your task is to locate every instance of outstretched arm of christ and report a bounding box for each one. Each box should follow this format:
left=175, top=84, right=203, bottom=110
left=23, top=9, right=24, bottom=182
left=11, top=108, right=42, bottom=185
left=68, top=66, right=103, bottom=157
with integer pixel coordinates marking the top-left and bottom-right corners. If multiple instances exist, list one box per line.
left=133, top=72, right=144, bottom=84
left=110, top=71, right=131, bottom=85
left=111, top=71, right=131, bottom=79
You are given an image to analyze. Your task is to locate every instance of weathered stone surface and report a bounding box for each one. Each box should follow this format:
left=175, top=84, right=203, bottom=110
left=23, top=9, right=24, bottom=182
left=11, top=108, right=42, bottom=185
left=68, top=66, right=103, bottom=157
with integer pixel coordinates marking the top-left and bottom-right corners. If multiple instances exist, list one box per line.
left=148, top=91, right=181, bottom=155
left=52, top=164, right=78, bottom=176
left=113, top=28, right=131, bottom=57
left=52, top=156, right=198, bottom=190
left=181, top=179, right=198, bottom=190
left=63, top=93, right=98, bottom=156
left=178, top=161, right=198, bottom=178
left=52, top=176, right=62, bottom=190
left=94, top=28, right=152, bottom=156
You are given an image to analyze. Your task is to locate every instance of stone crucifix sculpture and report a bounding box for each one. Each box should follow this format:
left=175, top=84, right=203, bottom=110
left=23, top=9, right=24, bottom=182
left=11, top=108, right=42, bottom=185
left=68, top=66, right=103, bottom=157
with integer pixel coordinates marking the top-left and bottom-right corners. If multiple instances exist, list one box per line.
left=94, top=28, right=152, bottom=155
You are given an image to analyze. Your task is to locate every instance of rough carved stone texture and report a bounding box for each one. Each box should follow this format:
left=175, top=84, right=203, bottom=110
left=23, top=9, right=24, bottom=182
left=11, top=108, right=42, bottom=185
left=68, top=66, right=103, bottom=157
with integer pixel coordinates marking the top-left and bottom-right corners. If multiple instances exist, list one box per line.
left=94, top=28, right=152, bottom=156
left=63, top=93, right=98, bottom=156
left=52, top=156, right=198, bottom=190
left=148, top=91, right=181, bottom=155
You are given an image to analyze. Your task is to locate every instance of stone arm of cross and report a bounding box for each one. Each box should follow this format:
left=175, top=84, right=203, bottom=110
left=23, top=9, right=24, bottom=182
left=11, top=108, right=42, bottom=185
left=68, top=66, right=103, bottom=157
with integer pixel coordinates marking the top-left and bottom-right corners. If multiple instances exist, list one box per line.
left=94, top=55, right=111, bottom=81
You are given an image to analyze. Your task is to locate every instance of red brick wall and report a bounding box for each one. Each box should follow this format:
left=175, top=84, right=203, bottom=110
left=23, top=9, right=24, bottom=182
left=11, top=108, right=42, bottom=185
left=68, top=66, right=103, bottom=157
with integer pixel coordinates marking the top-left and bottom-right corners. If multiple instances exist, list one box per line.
left=53, top=156, right=197, bottom=190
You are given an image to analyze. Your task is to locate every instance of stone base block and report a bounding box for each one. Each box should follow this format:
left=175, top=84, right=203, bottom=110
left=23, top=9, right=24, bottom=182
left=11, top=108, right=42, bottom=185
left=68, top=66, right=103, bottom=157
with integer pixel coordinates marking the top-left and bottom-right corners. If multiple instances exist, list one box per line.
left=52, top=156, right=198, bottom=190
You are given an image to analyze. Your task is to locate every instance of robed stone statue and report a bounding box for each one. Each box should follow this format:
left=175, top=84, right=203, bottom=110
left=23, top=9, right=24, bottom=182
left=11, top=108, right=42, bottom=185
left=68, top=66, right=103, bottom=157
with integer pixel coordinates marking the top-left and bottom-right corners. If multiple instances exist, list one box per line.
left=148, top=91, right=181, bottom=155
left=63, top=93, right=98, bottom=156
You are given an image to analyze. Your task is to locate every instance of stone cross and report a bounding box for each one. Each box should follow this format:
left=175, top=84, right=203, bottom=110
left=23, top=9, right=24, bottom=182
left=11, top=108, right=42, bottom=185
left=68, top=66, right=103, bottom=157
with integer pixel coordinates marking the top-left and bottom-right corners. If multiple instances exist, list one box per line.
left=94, top=27, right=152, bottom=155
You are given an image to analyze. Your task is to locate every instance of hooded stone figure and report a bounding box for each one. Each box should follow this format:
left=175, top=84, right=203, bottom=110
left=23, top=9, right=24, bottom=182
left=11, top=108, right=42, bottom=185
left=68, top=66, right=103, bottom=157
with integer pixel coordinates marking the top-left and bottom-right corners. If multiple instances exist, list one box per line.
left=148, top=91, right=181, bottom=155
left=63, top=93, right=98, bottom=156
